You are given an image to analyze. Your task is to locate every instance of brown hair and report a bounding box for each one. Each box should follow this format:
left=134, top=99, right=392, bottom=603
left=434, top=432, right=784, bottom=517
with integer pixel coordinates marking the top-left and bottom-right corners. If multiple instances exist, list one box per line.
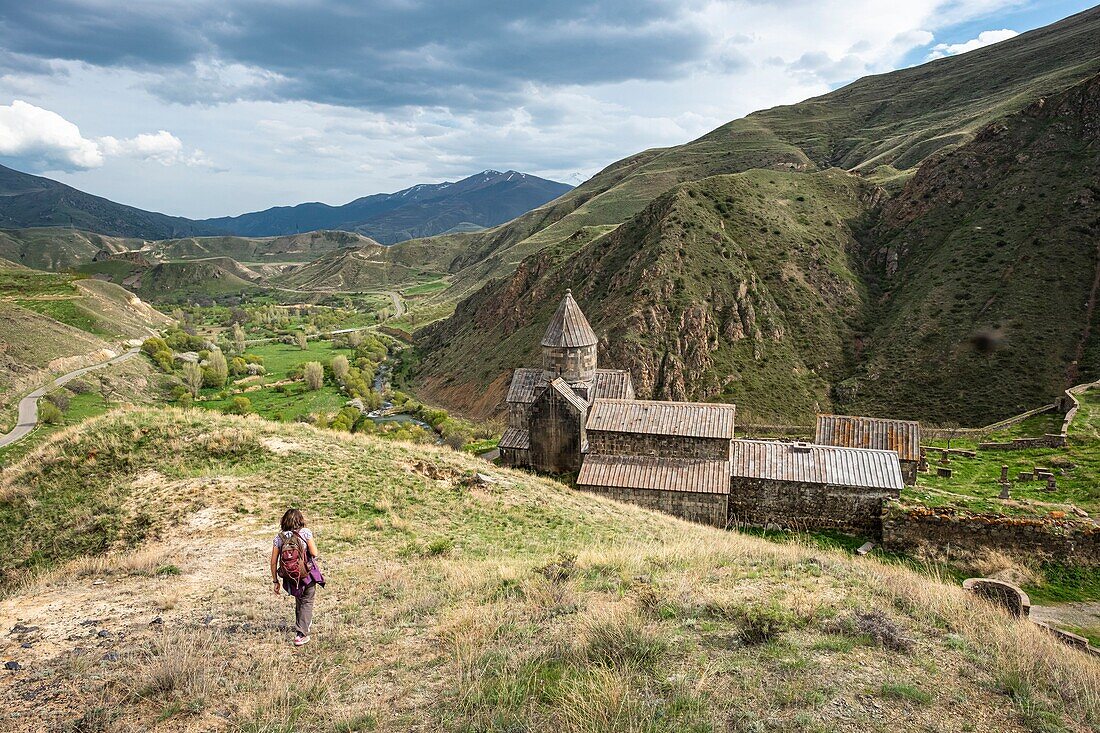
left=280, top=508, right=306, bottom=532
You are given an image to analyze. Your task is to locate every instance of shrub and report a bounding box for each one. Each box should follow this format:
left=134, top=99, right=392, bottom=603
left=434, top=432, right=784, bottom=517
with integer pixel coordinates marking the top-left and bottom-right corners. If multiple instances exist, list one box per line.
left=331, top=354, right=350, bottom=384
left=182, top=362, right=204, bottom=398
left=822, top=609, right=912, bottom=652
left=65, top=378, right=93, bottom=395
left=46, top=390, right=70, bottom=412
left=178, top=393, right=193, bottom=408
left=226, top=396, right=253, bottom=415
left=303, top=362, right=324, bottom=390
left=39, top=401, right=64, bottom=425
left=425, top=538, right=454, bottom=556
left=141, top=337, right=168, bottom=356
left=729, top=602, right=802, bottom=645
left=294, top=331, right=308, bottom=350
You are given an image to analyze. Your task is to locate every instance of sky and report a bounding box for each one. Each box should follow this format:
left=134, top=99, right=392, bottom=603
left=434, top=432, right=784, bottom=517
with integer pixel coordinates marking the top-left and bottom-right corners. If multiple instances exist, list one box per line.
left=0, top=0, right=1093, bottom=219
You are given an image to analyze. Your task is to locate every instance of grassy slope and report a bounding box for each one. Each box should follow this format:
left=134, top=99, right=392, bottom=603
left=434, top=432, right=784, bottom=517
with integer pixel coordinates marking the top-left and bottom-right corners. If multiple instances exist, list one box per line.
left=149, top=230, right=380, bottom=264
left=419, top=169, right=871, bottom=422
left=0, top=227, right=142, bottom=270
left=409, top=9, right=1100, bottom=425
left=2, top=408, right=1099, bottom=731
left=846, top=72, right=1100, bottom=424
left=0, top=266, right=170, bottom=430
left=403, top=7, right=1100, bottom=305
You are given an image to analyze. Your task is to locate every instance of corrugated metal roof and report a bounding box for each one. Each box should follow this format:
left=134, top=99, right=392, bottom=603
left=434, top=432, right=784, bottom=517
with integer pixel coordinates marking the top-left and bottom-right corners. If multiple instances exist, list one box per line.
left=541, top=290, right=598, bottom=348
left=578, top=455, right=730, bottom=494
left=592, top=369, right=635, bottom=400
left=815, top=414, right=921, bottom=462
left=498, top=427, right=530, bottom=450
left=506, top=368, right=549, bottom=404
left=586, top=399, right=736, bottom=439
left=730, top=440, right=903, bottom=490
left=549, top=377, right=588, bottom=413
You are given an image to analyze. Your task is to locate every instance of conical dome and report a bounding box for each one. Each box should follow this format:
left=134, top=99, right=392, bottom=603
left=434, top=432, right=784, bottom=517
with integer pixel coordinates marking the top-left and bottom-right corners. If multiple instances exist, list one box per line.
left=541, top=289, right=597, bottom=348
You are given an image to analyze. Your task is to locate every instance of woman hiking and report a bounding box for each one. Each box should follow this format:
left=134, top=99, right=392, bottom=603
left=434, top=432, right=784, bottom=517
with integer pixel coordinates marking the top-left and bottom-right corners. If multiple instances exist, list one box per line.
left=270, top=508, right=325, bottom=646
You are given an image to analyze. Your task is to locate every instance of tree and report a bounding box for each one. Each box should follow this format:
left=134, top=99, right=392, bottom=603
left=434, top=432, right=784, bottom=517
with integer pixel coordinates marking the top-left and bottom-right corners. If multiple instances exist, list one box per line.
left=294, top=331, right=308, bottom=350
left=204, top=351, right=229, bottom=389
left=39, top=401, right=63, bottom=425
left=347, top=330, right=363, bottom=349
left=232, top=322, right=246, bottom=353
left=183, top=362, right=204, bottom=397
left=227, top=396, right=253, bottom=415
left=303, top=361, right=324, bottom=390
left=331, top=354, right=350, bottom=384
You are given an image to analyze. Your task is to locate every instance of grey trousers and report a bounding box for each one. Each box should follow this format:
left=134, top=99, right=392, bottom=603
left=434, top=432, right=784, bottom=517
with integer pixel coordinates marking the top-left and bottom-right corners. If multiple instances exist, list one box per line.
left=295, top=583, right=317, bottom=636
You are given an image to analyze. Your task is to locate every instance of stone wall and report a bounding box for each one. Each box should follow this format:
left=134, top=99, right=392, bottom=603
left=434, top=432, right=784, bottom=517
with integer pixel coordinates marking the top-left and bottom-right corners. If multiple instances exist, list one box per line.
left=499, top=446, right=529, bottom=468
left=529, top=387, right=584, bottom=473
left=882, top=502, right=1100, bottom=565
left=578, top=485, right=728, bottom=527
left=727, top=478, right=898, bottom=538
left=978, top=434, right=1066, bottom=451
left=587, top=430, right=730, bottom=460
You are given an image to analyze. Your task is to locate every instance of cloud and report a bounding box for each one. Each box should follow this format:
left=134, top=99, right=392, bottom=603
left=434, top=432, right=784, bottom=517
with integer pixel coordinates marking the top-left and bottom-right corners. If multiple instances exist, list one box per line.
left=0, top=99, right=102, bottom=169
left=926, top=28, right=1019, bottom=59
left=0, top=100, right=213, bottom=172
left=99, top=130, right=213, bottom=167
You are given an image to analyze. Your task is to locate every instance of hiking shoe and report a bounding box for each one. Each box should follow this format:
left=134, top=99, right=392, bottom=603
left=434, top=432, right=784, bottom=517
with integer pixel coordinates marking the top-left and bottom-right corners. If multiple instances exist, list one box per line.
left=294, top=635, right=310, bottom=646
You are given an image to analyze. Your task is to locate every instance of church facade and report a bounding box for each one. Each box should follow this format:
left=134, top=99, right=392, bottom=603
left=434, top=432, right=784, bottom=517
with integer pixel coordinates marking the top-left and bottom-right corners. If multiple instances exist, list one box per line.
left=501, top=291, right=904, bottom=538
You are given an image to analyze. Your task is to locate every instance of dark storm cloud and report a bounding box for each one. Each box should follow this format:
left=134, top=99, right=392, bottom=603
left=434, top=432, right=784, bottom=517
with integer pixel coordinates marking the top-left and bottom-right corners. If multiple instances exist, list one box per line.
left=0, top=0, right=710, bottom=110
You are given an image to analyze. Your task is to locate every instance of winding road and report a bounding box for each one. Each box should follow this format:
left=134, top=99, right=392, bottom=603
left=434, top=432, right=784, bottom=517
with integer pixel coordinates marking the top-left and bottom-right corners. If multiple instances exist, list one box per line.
left=0, top=348, right=140, bottom=449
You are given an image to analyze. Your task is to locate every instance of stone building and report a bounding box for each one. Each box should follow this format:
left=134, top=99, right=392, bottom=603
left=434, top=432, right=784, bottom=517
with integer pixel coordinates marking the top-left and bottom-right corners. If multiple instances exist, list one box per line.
left=729, top=440, right=904, bottom=538
left=503, top=290, right=904, bottom=537
left=814, top=414, right=921, bottom=484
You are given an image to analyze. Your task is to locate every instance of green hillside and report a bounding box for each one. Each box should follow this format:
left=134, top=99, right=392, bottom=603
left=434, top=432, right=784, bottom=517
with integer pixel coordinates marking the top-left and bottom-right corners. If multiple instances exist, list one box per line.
left=0, top=227, right=143, bottom=270
left=3, top=407, right=1099, bottom=731
left=149, top=229, right=380, bottom=263
left=411, top=9, right=1100, bottom=425
left=420, top=170, right=871, bottom=422
left=847, top=72, right=1100, bottom=424
left=0, top=266, right=170, bottom=431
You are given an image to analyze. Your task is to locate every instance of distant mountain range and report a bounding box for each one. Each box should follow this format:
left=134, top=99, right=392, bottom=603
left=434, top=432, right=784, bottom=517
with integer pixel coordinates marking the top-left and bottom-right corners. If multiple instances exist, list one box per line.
left=198, top=170, right=573, bottom=243
left=0, top=165, right=571, bottom=243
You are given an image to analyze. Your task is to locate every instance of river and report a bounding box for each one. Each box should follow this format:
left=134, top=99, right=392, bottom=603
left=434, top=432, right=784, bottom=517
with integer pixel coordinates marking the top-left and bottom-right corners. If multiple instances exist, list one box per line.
left=366, top=361, right=439, bottom=438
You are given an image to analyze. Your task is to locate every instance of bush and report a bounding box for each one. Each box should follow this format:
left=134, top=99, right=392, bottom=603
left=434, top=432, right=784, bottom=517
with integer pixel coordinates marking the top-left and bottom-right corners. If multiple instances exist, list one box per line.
left=178, top=393, right=193, bottom=408
left=39, top=401, right=64, bottom=425
left=66, top=378, right=93, bottom=395
left=729, top=602, right=803, bottom=645
left=822, top=610, right=912, bottom=651
left=151, top=350, right=172, bottom=372
left=141, top=337, right=168, bottom=356
left=225, top=396, right=253, bottom=415
left=46, top=391, right=70, bottom=412
left=303, top=361, right=324, bottom=390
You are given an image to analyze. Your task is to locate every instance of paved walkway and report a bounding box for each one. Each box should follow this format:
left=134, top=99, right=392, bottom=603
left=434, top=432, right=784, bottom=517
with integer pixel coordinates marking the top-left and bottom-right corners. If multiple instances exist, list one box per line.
left=0, top=348, right=140, bottom=449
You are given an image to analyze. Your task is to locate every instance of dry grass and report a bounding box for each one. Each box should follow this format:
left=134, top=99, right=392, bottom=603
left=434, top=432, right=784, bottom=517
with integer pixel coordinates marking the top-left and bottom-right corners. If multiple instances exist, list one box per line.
left=6, top=407, right=1100, bottom=732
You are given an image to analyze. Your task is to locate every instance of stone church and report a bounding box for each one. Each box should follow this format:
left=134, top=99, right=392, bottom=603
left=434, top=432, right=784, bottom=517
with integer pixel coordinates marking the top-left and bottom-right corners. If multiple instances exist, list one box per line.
left=500, top=291, right=905, bottom=538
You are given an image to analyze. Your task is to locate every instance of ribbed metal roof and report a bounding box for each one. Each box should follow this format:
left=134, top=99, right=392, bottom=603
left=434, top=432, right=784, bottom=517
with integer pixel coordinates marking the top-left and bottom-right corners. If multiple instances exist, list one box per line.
left=586, top=399, right=736, bottom=439
left=506, top=368, right=549, bottom=404
left=541, top=289, right=598, bottom=348
left=592, top=369, right=635, bottom=401
left=578, top=455, right=730, bottom=494
left=498, top=427, right=530, bottom=450
left=548, top=377, right=588, bottom=413
left=730, top=440, right=903, bottom=490
left=815, top=414, right=921, bottom=462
